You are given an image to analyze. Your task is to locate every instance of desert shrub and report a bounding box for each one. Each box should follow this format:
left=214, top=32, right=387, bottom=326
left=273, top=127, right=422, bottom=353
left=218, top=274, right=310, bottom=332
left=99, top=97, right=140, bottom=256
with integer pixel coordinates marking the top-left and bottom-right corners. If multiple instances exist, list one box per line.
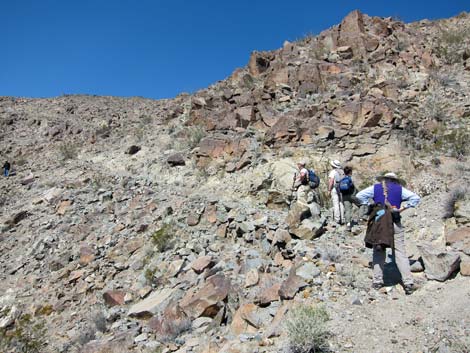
left=151, top=224, right=175, bottom=252
left=92, top=310, right=107, bottom=333
left=321, top=245, right=341, bottom=263
left=443, top=186, right=468, bottom=219
left=422, top=91, right=448, bottom=122
left=144, top=267, right=158, bottom=285
left=185, top=126, right=206, bottom=150
left=58, top=142, right=78, bottom=161
left=339, top=266, right=368, bottom=290
left=0, top=314, right=46, bottom=353
left=435, top=25, right=470, bottom=64
left=285, top=304, right=330, bottom=353
left=140, top=114, right=153, bottom=125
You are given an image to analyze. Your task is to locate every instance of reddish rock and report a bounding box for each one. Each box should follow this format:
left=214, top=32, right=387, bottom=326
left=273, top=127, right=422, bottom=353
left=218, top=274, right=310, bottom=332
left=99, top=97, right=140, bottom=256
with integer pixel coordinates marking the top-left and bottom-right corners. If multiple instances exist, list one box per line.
left=148, top=301, right=190, bottom=339
left=103, top=290, right=125, bottom=307
left=180, top=273, right=231, bottom=319
left=191, top=255, right=214, bottom=274
left=187, top=214, right=201, bottom=226
left=279, top=268, right=307, bottom=299
left=231, top=303, right=258, bottom=335
left=256, top=283, right=281, bottom=305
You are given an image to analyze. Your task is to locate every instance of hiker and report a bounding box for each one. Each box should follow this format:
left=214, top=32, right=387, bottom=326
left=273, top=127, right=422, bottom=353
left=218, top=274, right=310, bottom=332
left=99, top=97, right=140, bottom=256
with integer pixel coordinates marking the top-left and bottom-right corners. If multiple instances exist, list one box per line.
left=3, top=161, right=10, bottom=177
left=339, top=166, right=363, bottom=231
left=328, top=160, right=344, bottom=225
left=356, top=172, right=420, bottom=294
left=293, top=161, right=311, bottom=207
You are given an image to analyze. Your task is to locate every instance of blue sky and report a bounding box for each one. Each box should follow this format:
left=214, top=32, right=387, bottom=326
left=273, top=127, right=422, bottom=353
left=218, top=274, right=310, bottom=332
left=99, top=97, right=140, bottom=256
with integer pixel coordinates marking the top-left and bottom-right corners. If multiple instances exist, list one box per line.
left=1, top=0, right=468, bottom=99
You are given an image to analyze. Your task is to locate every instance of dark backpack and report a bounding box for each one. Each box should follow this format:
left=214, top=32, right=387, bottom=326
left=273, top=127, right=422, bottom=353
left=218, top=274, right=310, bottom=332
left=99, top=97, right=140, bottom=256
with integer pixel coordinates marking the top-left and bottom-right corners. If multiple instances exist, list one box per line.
left=339, top=175, right=353, bottom=194
left=307, top=169, right=320, bottom=189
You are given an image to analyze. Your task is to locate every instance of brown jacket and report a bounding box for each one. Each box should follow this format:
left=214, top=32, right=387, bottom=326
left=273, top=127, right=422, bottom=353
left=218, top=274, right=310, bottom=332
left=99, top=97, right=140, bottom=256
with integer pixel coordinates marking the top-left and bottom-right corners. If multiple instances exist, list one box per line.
left=364, top=204, right=394, bottom=249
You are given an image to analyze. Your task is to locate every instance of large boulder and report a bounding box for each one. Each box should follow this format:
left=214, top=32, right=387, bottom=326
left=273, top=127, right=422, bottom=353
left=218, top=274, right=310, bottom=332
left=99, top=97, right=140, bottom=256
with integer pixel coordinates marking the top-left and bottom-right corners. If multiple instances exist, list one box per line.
left=128, top=288, right=180, bottom=318
left=419, top=245, right=461, bottom=281
left=179, top=273, right=231, bottom=319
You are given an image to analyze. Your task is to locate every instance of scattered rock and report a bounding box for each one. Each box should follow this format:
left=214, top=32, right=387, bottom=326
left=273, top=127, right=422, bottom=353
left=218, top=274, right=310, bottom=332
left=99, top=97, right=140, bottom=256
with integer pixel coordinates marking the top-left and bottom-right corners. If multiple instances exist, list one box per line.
left=126, top=145, right=141, bottom=155
left=419, top=245, right=461, bottom=281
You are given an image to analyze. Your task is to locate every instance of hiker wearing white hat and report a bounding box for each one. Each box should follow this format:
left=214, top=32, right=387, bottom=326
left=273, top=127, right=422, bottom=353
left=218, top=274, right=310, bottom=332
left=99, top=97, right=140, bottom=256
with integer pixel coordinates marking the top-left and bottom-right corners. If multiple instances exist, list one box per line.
left=328, top=159, right=345, bottom=225
left=356, top=172, right=420, bottom=294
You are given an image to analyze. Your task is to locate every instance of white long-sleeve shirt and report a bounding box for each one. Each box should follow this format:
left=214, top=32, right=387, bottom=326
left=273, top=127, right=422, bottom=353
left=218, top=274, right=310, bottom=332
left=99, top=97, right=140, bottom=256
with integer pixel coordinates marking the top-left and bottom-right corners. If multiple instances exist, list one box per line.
left=356, top=185, right=420, bottom=209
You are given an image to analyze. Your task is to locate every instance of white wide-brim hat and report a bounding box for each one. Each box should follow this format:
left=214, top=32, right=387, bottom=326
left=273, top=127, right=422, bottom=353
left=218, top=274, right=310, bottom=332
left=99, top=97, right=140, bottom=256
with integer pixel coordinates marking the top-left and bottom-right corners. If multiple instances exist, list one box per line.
left=330, top=160, right=341, bottom=168
left=376, top=172, right=404, bottom=184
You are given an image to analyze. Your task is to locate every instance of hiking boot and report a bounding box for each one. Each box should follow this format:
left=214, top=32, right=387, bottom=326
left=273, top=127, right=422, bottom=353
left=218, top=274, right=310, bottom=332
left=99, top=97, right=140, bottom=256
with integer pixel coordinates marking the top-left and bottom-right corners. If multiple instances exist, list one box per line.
left=404, top=284, right=414, bottom=295
left=372, top=282, right=384, bottom=290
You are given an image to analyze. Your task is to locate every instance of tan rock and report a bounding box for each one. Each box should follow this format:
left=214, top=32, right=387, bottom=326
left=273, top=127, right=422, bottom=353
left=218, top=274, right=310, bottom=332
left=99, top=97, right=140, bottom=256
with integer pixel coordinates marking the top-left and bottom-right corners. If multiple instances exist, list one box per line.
left=79, top=245, right=95, bottom=266
left=56, top=200, right=72, bottom=215
left=244, top=269, right=259, bottom=288
left=460, top=261, right=470, bottom=276
left=167, top=259, right=185, bottom=278
left=128, top=288, right=177, bottom=318
left=216, top=223, right=228, bottom=238
left=256, top=283, right=281, bottom=305
left=191, top=255, right=214, bottom=274
left=204, top=204, right=218, bottom=224
left=230, top=304, right=258, bottom=335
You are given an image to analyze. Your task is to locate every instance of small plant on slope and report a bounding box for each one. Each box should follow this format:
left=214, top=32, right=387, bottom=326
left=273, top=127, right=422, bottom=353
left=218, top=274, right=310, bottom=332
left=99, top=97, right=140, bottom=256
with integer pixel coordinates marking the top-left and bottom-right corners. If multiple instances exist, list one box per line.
left=285, top=304, right=330, bottom=353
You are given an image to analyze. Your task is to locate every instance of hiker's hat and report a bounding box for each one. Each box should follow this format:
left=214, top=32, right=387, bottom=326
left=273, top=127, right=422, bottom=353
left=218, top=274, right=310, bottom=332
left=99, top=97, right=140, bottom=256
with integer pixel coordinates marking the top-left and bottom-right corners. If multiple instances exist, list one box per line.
left=377, top=172, right=403, bottom=183
left=298, top=160, right=306, bottom=166
left=330, top=160, right=341, bottom=168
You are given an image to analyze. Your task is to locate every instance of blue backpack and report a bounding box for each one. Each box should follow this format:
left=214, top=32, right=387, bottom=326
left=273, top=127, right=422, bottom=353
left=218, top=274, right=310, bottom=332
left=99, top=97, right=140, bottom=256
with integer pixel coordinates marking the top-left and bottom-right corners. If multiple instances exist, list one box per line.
left=339, top=175, right=353, bottom=193
left=308, top=169, right=320, bottom=189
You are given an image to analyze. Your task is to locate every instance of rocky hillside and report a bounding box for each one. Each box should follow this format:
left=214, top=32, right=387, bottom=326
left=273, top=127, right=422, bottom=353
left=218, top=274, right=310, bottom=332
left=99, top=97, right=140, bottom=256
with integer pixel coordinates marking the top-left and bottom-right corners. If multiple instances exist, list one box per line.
left=1, top=10, right=469, bottom=353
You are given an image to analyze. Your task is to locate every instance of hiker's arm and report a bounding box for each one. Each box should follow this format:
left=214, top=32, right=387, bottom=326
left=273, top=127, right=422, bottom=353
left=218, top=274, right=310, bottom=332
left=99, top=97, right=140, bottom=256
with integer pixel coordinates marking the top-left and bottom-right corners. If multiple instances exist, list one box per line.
left=328, top=177, right=335, bottom=192
left=356, top=186, right=374, bottom=205
left=399, top=187, right=420, bottom=212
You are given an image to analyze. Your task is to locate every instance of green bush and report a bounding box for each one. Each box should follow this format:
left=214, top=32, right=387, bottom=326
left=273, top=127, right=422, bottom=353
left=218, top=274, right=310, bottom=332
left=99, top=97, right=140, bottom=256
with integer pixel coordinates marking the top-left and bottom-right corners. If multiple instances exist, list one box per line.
left=435, top=25, right=470, bottom=64
left=285, top=304, right=330, bottom=353
left=151, top=224, right=175, bottom=252
left=185, top=126, right=206, bottom=150
left=58, top=142, right=78, bottom=161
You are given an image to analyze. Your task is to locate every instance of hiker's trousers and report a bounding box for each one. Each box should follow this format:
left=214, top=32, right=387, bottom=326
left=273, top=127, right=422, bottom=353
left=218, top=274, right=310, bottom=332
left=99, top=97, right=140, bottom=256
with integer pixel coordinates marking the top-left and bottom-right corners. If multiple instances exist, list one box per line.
left=330, top=188, right=344, bottom=224
left=372, top=221, right=413, bottom=286
left=296, top=184, right=311, bottom=207
left=342, top=194, right=362, bottom=226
